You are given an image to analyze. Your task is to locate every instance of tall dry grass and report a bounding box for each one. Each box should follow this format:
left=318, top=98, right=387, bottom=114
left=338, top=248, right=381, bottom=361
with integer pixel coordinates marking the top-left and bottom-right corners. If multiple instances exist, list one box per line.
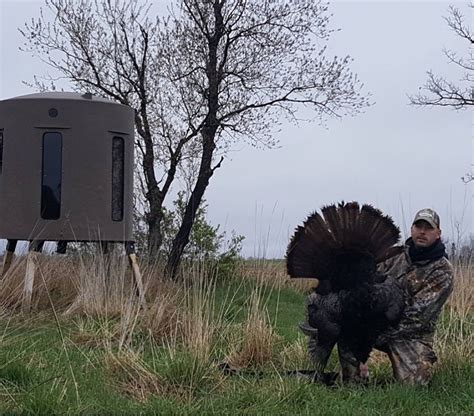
left=435, top=257, right=473, bottom=360
left=0, top=250, right=233, bottom=399
left=226, top=288, right=282, bottom=369
left=0, top=255, right=79, bottom=311
left=236, top=258, right=316, bottom=293
left=0, top=248, right=471, bottom=400
left=104, top=350, right=165, bottom=401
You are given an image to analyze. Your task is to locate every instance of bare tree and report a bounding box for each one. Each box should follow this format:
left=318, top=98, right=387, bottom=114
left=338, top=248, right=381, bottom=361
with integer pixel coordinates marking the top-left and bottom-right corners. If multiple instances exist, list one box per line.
left=410, top=2, right=474, bottom=109
left=409, top=2, right=474, bottom=184
left=21, top=0, right=369, bottom=278
left=162, top=0, right=369, bottom=278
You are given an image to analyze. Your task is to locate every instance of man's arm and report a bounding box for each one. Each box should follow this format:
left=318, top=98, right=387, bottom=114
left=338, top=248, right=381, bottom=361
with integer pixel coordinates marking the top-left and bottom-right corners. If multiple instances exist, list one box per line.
left=378, top=264, right=453, bottom=341
left=401, top=266, right=453, bottom=334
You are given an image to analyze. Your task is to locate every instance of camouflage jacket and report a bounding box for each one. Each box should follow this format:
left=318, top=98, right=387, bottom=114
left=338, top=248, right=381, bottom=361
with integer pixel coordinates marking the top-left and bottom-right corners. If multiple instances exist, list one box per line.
left=376, top=244, right=454, bottom=342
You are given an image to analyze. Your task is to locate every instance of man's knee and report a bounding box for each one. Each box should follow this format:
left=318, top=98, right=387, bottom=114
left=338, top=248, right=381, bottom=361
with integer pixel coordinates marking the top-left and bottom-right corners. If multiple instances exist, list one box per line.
left=388, top=340, right=437, bottom=385
left=394, top=361, right=434, bottom=386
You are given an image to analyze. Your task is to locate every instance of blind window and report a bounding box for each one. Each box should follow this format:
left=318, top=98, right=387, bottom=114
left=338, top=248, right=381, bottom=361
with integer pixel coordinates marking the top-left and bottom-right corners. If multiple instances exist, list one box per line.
left=112, top=136, right=124, bottom=222
left=41, top=132, right=62, bottom=220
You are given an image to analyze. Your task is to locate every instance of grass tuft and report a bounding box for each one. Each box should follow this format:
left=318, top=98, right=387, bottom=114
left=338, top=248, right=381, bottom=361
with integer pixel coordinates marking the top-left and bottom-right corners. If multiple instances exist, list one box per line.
left=226, top=289, right=282, bottom=369
left=105, top=350, right=163, bottom=402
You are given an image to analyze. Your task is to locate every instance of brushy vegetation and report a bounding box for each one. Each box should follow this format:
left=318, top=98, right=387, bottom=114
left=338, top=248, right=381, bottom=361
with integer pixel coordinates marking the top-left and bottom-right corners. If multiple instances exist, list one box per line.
left=0, top=251, right=471, bottom=415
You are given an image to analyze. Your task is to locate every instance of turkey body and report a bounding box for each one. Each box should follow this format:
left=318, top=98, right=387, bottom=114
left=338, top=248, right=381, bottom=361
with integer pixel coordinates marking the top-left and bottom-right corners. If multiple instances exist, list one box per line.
left=307, top=277, right=404, bottom=364
left=287, top=202, right=405, bottom=371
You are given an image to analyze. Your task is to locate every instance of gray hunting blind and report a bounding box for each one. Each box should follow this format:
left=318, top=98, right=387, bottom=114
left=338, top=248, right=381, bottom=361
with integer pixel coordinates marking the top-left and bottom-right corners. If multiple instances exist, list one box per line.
left=0, top=92, right=144, bottom=311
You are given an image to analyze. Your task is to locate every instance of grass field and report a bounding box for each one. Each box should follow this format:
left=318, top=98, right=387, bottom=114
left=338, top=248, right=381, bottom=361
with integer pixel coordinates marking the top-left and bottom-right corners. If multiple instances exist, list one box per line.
left=0, top=254, right=471, bottom=415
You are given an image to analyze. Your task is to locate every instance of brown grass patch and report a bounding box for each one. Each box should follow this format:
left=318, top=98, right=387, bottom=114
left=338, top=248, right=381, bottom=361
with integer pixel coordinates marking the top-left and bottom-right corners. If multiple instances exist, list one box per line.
left=105, top=350, right=164, bottom=401
left=435, top=259, right=473, bottom=360
left=449, top=261, right=473, bottom=313
left=0, top=255, right=79, bottom=311
left=279, top=337, right=312, bottom=370
left=236, top=259, right=318, bottom=294
left=226, top=289, right=281, bottom=369
left=142, top=289, right=181, bottom=343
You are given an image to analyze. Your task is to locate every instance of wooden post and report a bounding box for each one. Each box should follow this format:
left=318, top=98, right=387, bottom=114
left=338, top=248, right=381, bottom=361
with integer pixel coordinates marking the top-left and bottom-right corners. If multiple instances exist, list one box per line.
left=125, top=242, right=146, bottom=309
left=1, top=239, right=18, bottom=278
left=23, top=240, right=44, bottom=313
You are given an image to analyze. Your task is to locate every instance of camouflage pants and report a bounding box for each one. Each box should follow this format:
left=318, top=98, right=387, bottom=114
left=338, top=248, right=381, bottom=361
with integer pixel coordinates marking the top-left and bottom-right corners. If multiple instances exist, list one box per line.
left=339, top=338, right=437, bottom=385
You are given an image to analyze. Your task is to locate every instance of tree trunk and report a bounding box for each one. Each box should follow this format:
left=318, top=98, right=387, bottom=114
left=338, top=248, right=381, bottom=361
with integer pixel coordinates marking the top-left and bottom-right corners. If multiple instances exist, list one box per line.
left=143, top=181, right=167, bottom=256
left=165, top=132, right=217, bottom=279
left=165, top=2, right=224, bottom=279
left=146, top=211, right=163, bottom=256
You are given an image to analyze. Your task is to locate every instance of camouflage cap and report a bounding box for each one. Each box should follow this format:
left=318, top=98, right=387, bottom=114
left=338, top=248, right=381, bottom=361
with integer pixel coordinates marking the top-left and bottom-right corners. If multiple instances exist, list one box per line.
left=413, top=208, right=440, bottom=229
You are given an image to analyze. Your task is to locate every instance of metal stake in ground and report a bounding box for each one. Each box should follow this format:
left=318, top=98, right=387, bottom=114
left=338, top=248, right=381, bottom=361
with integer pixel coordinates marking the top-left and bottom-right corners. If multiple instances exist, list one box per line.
left=1, top=239, right=17, bottom=278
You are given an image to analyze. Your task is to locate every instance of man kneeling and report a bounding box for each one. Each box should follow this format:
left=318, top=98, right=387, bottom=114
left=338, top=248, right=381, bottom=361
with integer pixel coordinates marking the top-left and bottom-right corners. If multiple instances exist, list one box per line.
left=338, top=208, right=453, bottom=385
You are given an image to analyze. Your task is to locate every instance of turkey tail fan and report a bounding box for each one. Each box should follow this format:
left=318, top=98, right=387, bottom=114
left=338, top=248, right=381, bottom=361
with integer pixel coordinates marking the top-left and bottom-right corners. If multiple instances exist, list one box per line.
left=287, top=202, right=401, bottom=280
left=286, top=211, right=337, bottom=279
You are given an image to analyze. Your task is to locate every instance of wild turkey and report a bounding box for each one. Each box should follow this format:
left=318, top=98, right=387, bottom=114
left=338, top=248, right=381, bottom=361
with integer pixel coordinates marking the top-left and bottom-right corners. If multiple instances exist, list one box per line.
left=286, top=202, right=405, bottom=380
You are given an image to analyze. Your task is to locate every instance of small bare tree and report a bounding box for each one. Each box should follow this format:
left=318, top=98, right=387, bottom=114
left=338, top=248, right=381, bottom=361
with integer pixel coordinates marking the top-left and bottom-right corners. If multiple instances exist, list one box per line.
left=410, top=3, right=474, bottom=109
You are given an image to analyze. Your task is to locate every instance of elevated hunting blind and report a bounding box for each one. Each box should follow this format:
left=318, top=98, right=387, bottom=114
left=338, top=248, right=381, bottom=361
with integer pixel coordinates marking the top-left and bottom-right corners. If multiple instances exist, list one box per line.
left=0, top=92, right=144, bottom=311
left=0, top=91, right=134, bottom=241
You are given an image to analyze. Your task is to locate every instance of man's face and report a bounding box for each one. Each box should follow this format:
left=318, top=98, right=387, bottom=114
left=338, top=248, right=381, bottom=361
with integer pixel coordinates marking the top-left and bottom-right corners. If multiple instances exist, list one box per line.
left=410, top=220, right=441, bottom=248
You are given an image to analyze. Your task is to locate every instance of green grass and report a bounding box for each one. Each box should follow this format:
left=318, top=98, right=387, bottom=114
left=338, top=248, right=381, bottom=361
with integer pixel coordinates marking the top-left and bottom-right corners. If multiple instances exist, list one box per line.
left=0, top=275, right=471, bottom=415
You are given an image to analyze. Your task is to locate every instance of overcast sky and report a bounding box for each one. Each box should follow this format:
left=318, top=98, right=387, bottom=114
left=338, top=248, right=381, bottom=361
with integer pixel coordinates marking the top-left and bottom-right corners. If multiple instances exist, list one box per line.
left=0, top=0, right=472, bottom=257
